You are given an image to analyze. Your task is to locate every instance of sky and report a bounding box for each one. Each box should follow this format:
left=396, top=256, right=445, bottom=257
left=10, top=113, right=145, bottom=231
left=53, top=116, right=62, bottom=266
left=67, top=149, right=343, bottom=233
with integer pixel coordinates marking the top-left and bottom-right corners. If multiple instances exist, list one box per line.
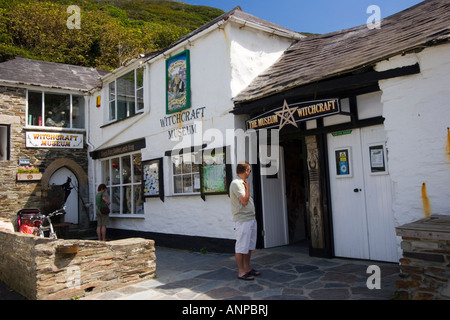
left=177, top=0, right=425, bottom=34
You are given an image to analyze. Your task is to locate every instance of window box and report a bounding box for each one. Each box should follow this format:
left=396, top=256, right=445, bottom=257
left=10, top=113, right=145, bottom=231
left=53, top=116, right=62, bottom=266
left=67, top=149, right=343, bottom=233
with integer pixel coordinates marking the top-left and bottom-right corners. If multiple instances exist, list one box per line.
left=17, top=172, right=42, bottom=181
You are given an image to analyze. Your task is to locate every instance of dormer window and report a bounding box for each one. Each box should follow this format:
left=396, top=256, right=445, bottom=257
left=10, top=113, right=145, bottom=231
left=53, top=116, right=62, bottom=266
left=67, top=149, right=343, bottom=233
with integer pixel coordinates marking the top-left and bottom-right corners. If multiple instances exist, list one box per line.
left=108, top=67, right=144, bottom=122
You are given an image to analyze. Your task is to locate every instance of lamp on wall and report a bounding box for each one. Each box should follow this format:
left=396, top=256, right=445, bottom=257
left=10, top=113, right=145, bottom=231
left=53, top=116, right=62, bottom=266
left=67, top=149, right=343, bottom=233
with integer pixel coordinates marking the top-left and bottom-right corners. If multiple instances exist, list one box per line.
left=96, top=96, right=101, bottom=108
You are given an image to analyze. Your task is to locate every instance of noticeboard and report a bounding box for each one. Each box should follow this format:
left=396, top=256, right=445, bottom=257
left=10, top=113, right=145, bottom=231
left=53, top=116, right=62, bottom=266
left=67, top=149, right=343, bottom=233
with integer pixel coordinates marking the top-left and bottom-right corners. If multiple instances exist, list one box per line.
left=200, top=148, right=231, bottom=196
left=142, top=158, right=164, bottom=201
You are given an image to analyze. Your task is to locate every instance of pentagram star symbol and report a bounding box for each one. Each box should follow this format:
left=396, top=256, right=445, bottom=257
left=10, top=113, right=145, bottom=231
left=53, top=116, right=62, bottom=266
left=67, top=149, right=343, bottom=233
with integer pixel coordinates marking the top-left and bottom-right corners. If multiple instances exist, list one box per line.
left=275, top=100, right=298, bottom=130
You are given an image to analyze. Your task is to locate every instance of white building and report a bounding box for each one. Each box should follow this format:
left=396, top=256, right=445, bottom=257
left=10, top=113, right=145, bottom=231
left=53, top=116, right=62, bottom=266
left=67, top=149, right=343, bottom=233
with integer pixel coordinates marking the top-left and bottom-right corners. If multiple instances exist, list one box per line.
left=233, top=0, right=450, bottom=262
left=0, top=0, right=446, bottom=263
left=87, top=7, right=302, bottom=252
left=33, top=0, right=447, bottom=262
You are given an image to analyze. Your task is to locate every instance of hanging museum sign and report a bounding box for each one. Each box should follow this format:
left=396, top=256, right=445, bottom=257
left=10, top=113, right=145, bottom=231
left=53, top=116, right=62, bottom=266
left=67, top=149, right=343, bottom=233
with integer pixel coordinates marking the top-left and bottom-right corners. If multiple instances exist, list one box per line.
left=25, top=131, right=84, bottom=149
left=246, top=98, right=341, bottom=130
left=166, top=50, right=191, bottom=114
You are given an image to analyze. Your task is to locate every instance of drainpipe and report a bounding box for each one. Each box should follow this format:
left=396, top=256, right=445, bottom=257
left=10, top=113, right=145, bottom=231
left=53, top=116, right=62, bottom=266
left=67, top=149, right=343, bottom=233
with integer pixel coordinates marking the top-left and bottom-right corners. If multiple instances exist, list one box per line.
left=85, top=94, right=96, bottom=223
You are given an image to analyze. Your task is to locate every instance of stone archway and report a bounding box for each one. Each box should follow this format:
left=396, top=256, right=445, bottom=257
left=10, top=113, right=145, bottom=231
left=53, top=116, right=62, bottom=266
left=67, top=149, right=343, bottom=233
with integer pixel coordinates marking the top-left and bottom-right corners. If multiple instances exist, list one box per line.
left=41, top=158, right=90, bottom=227
left=41, top=158, right=88, bottom=189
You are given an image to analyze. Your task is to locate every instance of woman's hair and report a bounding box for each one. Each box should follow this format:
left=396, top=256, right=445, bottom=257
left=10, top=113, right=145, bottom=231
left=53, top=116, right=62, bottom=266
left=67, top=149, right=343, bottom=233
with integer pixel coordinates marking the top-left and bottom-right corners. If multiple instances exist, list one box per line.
left=236, top=161, right=251, bottom=174
left=98, top=183, right=107, bottom=192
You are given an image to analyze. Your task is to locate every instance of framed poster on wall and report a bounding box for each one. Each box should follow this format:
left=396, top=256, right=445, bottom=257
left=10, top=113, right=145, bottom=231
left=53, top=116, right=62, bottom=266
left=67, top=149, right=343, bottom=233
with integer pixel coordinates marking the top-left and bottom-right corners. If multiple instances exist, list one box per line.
left=142, top=158, right=164, bottom=201
left=166, top=50, right=190, bottom=114
left=369, top=144, right=387, bottom=174
left=201, top=148, right=231, bottom=196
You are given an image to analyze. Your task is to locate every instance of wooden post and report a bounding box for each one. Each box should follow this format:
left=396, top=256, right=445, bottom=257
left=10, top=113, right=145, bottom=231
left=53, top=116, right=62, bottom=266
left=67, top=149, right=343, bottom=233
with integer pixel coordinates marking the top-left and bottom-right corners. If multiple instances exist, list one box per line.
left=305, top=135, right=325, bottom=249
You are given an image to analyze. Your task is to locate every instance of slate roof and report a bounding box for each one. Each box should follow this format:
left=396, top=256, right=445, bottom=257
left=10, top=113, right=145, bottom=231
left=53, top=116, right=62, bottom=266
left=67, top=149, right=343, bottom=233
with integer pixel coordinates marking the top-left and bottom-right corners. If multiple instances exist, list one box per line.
left=233, top=0, right=450, bottom=105
left=0, top=57, right=109, bottom=92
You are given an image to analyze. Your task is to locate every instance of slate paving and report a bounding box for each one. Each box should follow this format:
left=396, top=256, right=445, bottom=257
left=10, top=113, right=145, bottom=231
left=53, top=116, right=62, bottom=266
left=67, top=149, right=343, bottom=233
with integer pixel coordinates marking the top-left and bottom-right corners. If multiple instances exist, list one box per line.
left=83, top=244, right=400, bottom=300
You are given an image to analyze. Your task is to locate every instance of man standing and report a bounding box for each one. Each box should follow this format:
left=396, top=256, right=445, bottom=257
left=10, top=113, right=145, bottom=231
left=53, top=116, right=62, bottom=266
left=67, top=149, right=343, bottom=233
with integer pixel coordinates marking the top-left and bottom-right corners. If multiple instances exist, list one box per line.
left=230, top=161, right=261, bottom=280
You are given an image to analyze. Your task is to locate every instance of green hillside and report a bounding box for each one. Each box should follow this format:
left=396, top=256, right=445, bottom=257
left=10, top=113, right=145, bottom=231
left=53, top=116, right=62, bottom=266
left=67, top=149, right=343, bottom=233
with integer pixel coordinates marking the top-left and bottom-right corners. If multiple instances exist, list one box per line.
left=0, top=0, right=224, bottom=69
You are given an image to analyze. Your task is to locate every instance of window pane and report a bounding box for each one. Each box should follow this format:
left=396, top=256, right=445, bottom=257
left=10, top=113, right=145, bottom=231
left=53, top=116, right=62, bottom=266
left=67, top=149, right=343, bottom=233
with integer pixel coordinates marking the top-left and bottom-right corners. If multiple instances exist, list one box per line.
left=172, top=155, right=182, bottom=175
left=28, top=91, right=42, bottom=126
left=111, top=186, right=120, bottom=214
left=183, top=175, right=193, bottom=193
left=111, top=158, right=120, bottom=185
left=109, top=81, right=116, bottom=121
left=127, top=102, right=136, bottom=118
left=123, top=186, right=131, bottom=214
left=193, top=173, right=201, bottom=193
left=134, top=185, right=143, bottom=214
left=109, top=81, right=115, bottom=101
left=136, top=88, right=144, bottom=111
left=72, top=95, right=85, bottom=129
left=109, top=101, right=116, bottom=121
left=136, top=68, right=144, bottom=88
left=102, top=160, right=110, bottom=186
left=136, top=68, right=144, bottom=111
left=182, top=155, right=192, bottom=173
left=173, top=175, right=183, bottom=194
left=45, top=93, right=70, bottom=127
left=132, top=154, right=142, bottom=183
left=117, top=71, right=135, bottom=120
left=122, top=155, right=131, bottom=184
left=192, top=153, right=201, bottom=173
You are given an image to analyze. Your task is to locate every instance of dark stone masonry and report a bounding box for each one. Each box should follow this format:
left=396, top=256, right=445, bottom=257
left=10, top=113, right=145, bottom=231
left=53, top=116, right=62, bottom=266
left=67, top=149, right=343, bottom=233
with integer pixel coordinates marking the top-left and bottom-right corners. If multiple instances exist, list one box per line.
left=396, top=215, right=450, bottom=300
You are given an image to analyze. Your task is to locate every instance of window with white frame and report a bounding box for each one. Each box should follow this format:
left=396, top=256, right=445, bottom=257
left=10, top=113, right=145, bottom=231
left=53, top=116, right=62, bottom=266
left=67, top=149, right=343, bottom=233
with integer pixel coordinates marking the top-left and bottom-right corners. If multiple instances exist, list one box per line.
left=27, top=91, right=85, bottom=129
left=171, top=152, right=201, bottom=194
left=108, top=68, right=144, bottom=122
left=101, top=152, right=143, bottom=215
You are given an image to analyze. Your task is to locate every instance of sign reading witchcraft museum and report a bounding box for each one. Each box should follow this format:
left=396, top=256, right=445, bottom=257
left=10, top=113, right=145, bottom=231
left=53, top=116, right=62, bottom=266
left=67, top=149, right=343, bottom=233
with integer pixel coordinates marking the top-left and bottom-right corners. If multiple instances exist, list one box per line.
left=246, top=99, right=341, bottom=130
left=26, top=131, right=84, bottom=149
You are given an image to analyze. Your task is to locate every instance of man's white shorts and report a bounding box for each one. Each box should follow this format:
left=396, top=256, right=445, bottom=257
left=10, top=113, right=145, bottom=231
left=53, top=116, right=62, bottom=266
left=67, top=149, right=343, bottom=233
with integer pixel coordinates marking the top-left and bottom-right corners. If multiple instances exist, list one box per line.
left=234, top=219, right=257, bottom=254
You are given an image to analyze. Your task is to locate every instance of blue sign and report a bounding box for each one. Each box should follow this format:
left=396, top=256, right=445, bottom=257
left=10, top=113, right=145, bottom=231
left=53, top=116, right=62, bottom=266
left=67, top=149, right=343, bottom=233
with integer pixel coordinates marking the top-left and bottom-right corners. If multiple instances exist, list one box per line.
left=335, top=150, right=350, bottom=176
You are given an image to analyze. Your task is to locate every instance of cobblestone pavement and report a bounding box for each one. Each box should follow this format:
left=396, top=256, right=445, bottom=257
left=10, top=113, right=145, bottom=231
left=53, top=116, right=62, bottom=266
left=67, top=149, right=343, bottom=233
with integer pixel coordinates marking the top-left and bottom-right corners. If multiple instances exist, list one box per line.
left=83, top=244, right=400, bottom=300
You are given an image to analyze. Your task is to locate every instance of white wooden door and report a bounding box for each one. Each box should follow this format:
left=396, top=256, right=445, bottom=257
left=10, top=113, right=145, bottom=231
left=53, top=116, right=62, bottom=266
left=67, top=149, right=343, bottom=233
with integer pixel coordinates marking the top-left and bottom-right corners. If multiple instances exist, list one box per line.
left=49, top=167, right=79, bottom=224
left=328, top=129, right=370, bottom=259
left=360, top=126, right=398, bottom=262
left=260, top=146, right=289, bottom=248
left=327, top=125, right=398, bottom=262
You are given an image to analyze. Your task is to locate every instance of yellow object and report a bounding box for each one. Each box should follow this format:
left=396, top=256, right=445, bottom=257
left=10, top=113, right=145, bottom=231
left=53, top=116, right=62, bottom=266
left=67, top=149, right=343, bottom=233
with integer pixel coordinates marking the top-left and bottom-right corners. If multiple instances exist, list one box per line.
left=421, top=182, right=431, bottom=218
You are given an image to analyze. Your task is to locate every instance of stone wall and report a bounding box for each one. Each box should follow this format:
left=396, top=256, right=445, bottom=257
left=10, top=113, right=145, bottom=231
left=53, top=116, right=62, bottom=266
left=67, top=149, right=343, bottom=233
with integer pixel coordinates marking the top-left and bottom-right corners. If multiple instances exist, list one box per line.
left=0, top=85, right=89, bottom=221
left=396, top=215, right=450, bottom=300
left=0, top=218, right=156, bottom=300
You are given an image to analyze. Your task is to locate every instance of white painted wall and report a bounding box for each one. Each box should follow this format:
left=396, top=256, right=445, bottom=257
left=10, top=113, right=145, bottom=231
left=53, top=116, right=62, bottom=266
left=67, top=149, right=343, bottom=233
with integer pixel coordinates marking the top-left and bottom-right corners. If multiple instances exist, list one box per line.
left=377, top=43, right=450, bottom=229
left=228, top=21, right=295, bottom=97
left=87, top=20, right=296, bottom=240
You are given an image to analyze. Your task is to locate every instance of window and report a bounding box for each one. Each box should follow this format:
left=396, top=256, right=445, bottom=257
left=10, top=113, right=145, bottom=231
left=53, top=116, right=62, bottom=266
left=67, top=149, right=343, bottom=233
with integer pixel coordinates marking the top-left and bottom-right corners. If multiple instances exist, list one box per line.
left=0, top=125, right=9, bottom=160
left=101, top=153, right=143, bottom=215
left=27, top=91, right=85, bottom=129
left=171, top=152, right=201, bottom=194
left=108, top=68, right=144, bottom=122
